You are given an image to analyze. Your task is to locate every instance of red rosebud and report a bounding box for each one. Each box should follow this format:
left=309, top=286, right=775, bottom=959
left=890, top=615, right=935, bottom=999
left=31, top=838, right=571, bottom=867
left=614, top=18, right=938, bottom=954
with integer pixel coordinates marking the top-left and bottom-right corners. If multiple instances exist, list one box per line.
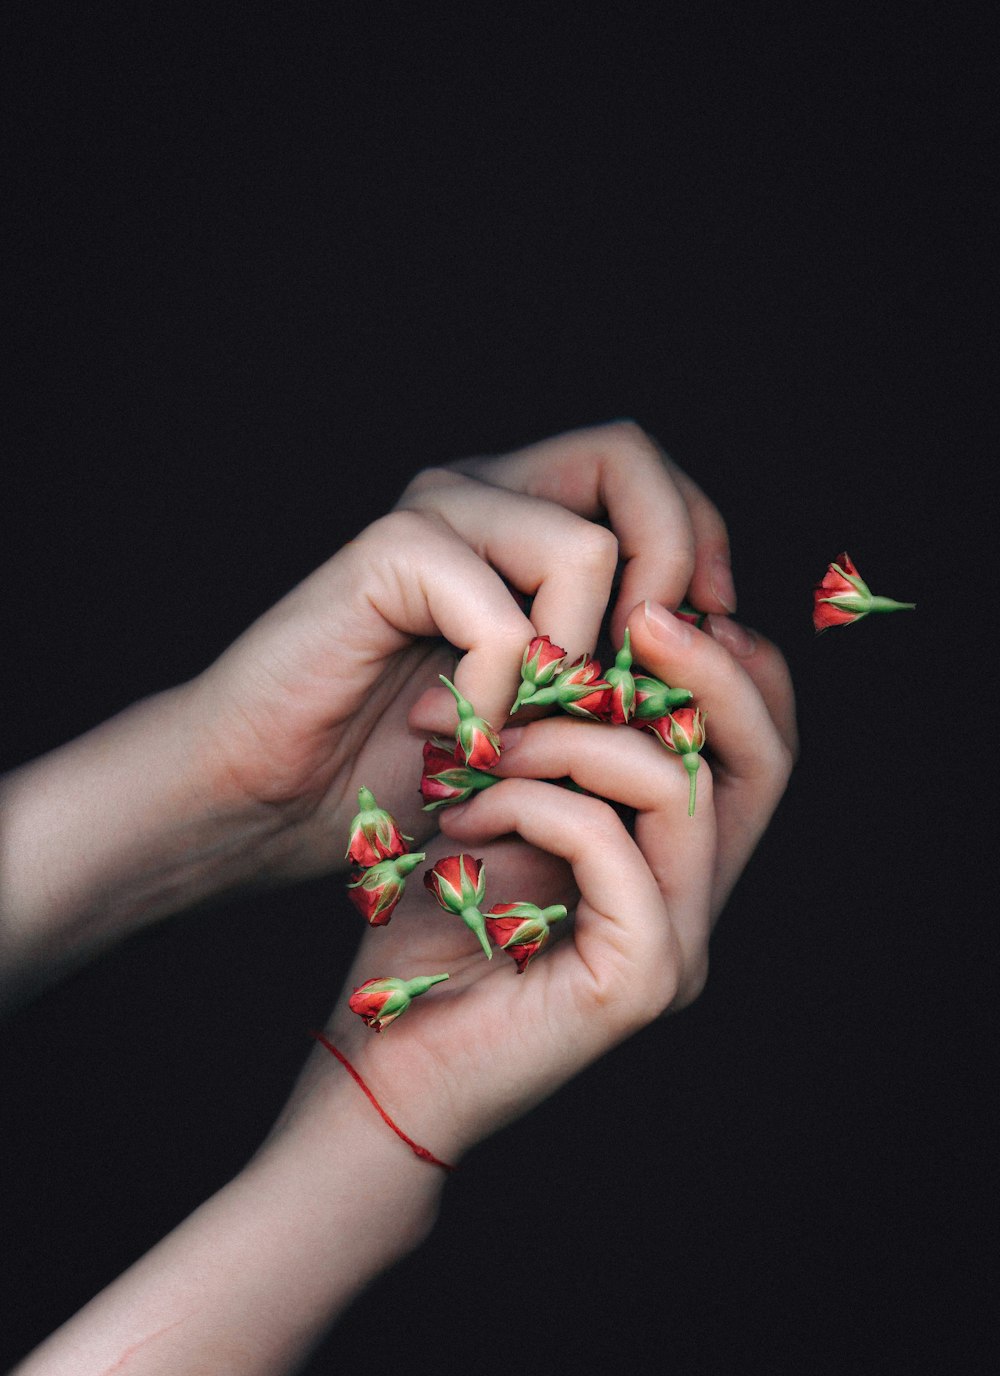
left=348, top=973, right=450, bottom=1032
left=511, top=635, right=568, bottom=712
left=645, top=707, right=707, bottom=816
left=600, top=628, right=637, bottom=724
left=813, top=552, right=915, bottom=633
left=439, top=676, right=502, bottom=769
left=558, top=656, right=613, bottom=720
left=675, top=601, right=708, bottom=628
left=345, top=786, right=412, bottom=868
left=424, top=853, right=492, bottom=958
left=347, top=851, right=426, bottom=926
left=420, top=739, right=500, bottom=811
left=484, top=901, right=568, bottom=973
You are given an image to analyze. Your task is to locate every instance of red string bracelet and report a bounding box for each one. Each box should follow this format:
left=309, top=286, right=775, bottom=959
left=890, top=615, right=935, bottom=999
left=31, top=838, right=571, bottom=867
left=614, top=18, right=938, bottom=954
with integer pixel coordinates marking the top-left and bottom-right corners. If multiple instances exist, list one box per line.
left=309, top=1031, right=456, bottom=1173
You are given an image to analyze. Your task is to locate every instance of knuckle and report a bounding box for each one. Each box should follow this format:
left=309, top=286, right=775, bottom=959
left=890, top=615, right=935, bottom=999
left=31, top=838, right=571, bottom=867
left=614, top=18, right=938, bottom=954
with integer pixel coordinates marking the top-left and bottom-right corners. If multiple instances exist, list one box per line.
left=673, top=951, right=710, bottom=1011
left=600, top=419, right=665, bottom=469
left=572, top=521, right=620, bottom=575
left=397, top=465, right=458, bottom=503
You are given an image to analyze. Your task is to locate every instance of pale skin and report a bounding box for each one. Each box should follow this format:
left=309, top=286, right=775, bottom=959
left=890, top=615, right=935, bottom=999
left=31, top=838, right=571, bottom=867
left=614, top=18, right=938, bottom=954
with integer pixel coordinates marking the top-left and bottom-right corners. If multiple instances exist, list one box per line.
left=1, top=422, right=796, bottom=1374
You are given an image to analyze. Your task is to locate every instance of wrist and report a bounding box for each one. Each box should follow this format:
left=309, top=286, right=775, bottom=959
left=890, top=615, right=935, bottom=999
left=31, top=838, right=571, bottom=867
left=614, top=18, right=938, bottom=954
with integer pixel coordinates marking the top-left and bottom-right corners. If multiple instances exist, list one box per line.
left=256, top=1051, right=447, bottom=1264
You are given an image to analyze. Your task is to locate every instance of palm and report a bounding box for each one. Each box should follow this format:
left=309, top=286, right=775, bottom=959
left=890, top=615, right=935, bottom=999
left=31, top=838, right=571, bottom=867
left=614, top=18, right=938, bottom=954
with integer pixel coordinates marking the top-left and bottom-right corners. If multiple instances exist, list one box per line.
left=202, top=624, right=464, bottom=881
left=325, top=830, right=593, bottom=1153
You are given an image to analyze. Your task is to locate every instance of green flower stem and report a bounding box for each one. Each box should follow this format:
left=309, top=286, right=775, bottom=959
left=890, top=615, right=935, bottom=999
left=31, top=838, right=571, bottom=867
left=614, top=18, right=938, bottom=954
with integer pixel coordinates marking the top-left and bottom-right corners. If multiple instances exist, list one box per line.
left=682, top=753, right=700, bottom=817
left=402, top=974, right=450, bottom=997
left=440, top=675, right=475, bottom=719
left=460, top=906, right=493, bottom=959
left=867, top=597, right=916, bottom=613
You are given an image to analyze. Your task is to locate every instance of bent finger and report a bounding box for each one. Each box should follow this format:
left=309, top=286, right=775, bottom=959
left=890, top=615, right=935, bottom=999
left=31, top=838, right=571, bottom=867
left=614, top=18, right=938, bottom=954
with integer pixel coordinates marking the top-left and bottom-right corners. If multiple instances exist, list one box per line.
left=399, top=468, right=620, bottom=662
left=438, top=778, right=684, bottom=1021
left=448, top=421, right=736, bottom=637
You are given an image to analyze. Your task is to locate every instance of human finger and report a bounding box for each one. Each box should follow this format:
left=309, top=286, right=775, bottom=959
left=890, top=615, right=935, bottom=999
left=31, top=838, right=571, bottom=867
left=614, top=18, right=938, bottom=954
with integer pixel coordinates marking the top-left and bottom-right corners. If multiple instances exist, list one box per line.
left=446, top=421, right=737, bottom=640
left=491, top=717, right=717, bottom=1003
left=303, top=510, right=533, bottom=735
left=626, top=600, right=795, bottom=915
left=439, top=778, right=686, bottom=1031
left=398, top=467, right=620, bottom=663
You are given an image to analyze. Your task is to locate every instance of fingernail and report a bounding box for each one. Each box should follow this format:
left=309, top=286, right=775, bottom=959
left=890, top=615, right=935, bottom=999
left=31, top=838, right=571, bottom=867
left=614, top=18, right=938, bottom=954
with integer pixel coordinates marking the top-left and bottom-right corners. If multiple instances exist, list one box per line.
left=709, top=555, right=737, bottom=613
left=643, top=600, right=694, bottom=645
left=499, top=727, right=526, bottom=753
left=705, top=614, right=757, bottom=658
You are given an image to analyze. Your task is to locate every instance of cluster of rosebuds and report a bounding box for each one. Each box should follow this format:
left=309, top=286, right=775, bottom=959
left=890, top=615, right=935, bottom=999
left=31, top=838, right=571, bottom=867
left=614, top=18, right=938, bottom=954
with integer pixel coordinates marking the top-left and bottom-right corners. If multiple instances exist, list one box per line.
left=422, top=853, right=568, bottom=968
left=347, top=613, right=710, bottom=1032
left=345, top=794, right=568, bottom=1031
left=345, top=786, right=425, bottom=926
left=508, top=626, right=708, bottom=817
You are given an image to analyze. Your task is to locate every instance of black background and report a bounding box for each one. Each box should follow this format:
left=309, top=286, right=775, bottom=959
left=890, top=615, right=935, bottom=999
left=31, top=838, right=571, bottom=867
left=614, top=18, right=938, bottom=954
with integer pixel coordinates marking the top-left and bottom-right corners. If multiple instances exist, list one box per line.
left=1, top=5, right=994, bottom=1373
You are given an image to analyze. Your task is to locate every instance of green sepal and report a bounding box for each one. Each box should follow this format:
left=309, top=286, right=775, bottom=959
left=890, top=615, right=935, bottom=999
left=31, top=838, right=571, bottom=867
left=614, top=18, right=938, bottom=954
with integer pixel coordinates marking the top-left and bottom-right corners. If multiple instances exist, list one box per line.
left=633, top=674, right=694, bottom=719
left=460, top=906, right=494, bottom=959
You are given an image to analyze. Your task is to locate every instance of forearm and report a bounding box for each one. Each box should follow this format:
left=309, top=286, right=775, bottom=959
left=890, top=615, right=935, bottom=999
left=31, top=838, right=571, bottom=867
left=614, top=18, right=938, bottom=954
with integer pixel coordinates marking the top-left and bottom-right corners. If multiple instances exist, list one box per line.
left=0, top=681, right=286, bottom=1002
left=12, top=1081, right=444, bottom=1375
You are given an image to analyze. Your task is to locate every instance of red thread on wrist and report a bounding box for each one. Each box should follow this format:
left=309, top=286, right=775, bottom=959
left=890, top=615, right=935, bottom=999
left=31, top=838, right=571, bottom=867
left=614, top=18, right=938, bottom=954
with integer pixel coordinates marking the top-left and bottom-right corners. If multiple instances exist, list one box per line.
left=309, top=1031, right=456, bottom=1173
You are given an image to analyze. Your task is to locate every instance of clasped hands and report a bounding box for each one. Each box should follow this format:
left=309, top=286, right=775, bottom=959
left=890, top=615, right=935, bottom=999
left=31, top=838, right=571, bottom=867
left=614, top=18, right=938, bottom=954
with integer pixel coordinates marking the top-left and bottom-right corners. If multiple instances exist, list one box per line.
left=188, top=422, right=796, bottom=1165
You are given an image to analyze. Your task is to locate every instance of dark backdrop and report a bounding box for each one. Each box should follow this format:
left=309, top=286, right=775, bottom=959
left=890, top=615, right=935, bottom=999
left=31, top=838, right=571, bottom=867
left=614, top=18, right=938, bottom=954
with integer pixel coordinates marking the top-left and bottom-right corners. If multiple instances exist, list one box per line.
left=1, top=6, right=993, bottom=1373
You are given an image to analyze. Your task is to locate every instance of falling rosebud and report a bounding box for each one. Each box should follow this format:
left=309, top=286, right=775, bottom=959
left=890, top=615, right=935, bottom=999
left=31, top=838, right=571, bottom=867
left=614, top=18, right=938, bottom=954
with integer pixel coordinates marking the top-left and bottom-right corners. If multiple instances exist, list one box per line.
left=439, top=676, right=502, bottom=770
left=347, top=851, right=426, bottom=926
left=420, top=739, right=500, bottom=812
left=424, top=853, right=493, bottom=959
left=348, top=973, right=450, bottom=1032
left=600, top=628, right=637, bottom=724
left=632, top=673, right=694, bottom=721
left=511, top=635, right=568, bottom=712
left=645, top=707, right=707, bottom=817
left=345, top=786, right=413, bottom=868
left=813, top=552, right=915, bottom=633
left=484, top=901, right=568, bottom=974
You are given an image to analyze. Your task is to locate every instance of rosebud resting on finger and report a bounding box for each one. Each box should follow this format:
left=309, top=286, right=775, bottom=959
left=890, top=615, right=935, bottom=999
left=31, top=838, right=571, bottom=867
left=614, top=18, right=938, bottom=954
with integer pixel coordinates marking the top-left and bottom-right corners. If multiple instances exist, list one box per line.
left=423, top=853, right=493, bottom=959
left=439, top=675, right=502, bottom=769
left=643, top=706, right=707, bottom=817
left=599, top=628, right=637, bottom=724
left=511, top=634, right=568, bottom=713
left=347, top=852, right=426, bottom=926
left=813, top=552, right=915, bottom=633
left=348, top=974, right=450, bottom=1032
left=484, top=901, right=568, bottom=973
left=631, top=672, right=694, bottom=721
left=514, top=653, right=612, bottom=719
left=420, top=739, right=500, bottom=812
left=345, top=786, right=413, bottom=867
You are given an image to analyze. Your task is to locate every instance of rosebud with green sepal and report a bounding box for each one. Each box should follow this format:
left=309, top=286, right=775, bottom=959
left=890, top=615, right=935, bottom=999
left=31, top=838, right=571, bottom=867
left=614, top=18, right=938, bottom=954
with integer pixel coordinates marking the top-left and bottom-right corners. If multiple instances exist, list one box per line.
left=600, top=628, right=637, bottom=724
left=515, top=653, right=612, bottom=719
left=347, top=851, right=426, bottom=926
left=345, top=786, right=413, bottom=868
left=644, top=707, right=707, bottom=817
left=423, top=853, right=493, bottom=958
left=484, top=901, right=568, bottom=973
left=813, top=552, right=915, bottom=633
left=348, top=973, right=450, bottom=1032
left=511, top=635, right=568, bottom=712
left=420, top=739, right=500, bottom=812
left=632, top=673, right=694, bottom=721
left=439, top=676, right=502, bottom=770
